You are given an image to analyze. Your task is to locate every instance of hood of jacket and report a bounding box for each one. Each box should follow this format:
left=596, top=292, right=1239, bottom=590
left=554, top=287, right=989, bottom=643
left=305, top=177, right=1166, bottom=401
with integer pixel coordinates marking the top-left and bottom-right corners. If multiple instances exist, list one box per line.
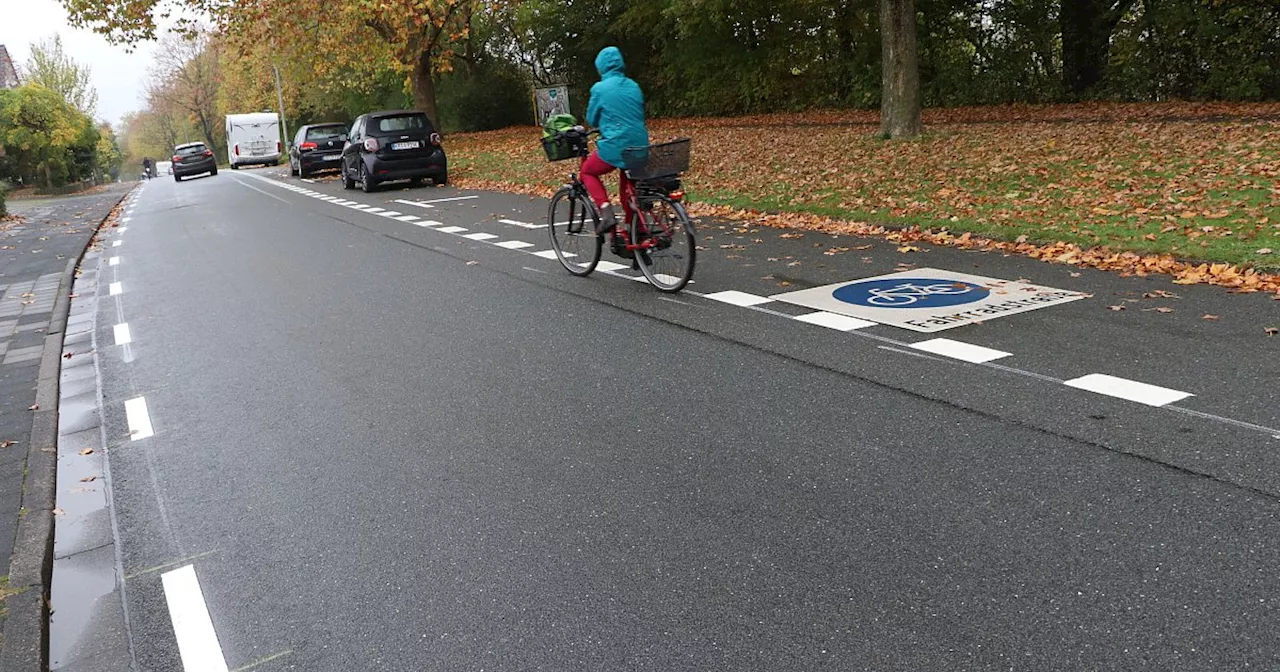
left=595, top=47, right=626, bottom=79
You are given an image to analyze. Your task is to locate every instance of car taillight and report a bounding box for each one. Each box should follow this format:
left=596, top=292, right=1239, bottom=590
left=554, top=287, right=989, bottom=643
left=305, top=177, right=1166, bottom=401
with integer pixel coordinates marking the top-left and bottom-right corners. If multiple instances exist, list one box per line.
left=363, top=138, right=380, bottom=152
left=669, top=190, right=685, bottom=202
left=234, top=144, right=240, bottom=156
left=430, top=133, right=442, bottom=146
left=299, top=142, right=317, bottom=150
left=172, top=155, right=181, bottom=162
left=204, top=149, right=213, bottom=157
left=276, top=141, right=281, bottom=153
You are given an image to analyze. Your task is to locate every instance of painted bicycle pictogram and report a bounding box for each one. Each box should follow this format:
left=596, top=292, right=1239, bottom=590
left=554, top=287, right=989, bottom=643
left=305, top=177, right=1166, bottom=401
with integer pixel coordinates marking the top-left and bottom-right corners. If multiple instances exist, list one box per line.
left=832, top=278, right=991, bottom=309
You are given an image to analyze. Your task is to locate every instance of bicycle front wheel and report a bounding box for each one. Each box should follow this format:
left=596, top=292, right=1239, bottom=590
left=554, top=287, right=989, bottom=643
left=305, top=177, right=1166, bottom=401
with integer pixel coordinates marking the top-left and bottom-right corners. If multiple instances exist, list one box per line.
left=547, top=187, right=602, bottom=276
left=632, top=197, right=696, bottom=292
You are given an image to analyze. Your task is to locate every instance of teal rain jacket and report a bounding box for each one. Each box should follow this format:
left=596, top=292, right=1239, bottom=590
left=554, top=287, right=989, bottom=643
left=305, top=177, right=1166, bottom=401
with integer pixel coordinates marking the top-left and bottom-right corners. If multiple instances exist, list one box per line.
left=586, top=47, right=650, bottom=170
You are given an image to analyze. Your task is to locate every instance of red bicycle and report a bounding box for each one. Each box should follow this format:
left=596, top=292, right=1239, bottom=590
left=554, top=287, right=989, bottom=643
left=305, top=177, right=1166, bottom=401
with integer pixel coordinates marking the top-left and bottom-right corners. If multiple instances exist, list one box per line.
left=543, top=128, right=696, bottom=293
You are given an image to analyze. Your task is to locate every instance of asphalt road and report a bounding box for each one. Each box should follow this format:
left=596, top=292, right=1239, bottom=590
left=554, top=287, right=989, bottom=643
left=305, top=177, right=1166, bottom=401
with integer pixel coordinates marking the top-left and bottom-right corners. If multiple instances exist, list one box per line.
left=77, top=168, right=1280, bottom=671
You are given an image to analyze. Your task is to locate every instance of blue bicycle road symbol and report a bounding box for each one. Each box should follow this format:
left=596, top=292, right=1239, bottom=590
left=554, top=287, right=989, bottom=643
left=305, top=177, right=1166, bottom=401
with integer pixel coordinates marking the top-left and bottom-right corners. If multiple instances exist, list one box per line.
left=832, top=278, right=990, bottom=308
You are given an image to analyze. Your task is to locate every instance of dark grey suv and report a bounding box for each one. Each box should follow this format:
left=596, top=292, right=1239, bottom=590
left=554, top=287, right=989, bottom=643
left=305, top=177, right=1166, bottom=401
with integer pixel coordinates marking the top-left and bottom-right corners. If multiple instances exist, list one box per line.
left=341, top=111, right=446, bottom=193
left=172, top=142, right=218, bottom=182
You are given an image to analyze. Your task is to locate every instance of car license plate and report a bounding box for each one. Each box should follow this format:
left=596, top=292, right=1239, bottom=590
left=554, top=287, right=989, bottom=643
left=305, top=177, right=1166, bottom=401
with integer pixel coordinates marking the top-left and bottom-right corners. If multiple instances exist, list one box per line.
left=323, top=155, right=340, bottom=161
left=391, top=141, right=420, bottom=150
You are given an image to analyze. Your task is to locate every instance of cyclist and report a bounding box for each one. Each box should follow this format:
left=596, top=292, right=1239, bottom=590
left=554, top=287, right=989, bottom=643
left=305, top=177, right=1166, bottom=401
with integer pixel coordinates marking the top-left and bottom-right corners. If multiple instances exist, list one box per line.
left=582, top=46, right=650, bottom=237
left=141, top=157, right=153, bottom=179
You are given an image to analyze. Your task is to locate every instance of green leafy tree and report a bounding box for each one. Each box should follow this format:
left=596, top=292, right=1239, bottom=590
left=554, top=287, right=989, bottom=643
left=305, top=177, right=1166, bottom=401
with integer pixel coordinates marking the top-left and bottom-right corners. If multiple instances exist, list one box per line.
left=25, top=34, right=99, bottom=117
left=0, top=84, right=92, bottom=189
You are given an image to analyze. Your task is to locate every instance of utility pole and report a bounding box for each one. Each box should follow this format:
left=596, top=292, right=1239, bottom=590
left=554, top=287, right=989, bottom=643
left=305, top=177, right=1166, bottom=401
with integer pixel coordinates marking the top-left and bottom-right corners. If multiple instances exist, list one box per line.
left=272, top=64, right=290, bottom=151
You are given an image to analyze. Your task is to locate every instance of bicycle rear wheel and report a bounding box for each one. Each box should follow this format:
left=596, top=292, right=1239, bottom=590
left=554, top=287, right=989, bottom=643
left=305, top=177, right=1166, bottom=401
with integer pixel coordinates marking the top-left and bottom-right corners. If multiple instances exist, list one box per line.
left=547, top=187, right=602, bottom=276
left=632, top=197, right=696, bottom=292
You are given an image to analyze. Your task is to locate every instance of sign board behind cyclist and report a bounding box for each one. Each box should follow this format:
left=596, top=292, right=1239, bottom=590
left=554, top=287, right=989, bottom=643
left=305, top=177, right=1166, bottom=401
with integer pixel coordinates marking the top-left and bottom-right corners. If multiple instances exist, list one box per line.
left=533, top=86, right=570, bottom=126
left=770, top=268, right=1087, bottom=333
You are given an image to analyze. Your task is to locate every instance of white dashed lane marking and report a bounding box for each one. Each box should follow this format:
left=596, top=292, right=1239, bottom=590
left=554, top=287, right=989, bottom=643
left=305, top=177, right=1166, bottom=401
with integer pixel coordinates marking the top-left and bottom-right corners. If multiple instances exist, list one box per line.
left=161, top=565, right=230, bottom=672
left=109, top=257, right=120, bottom=266
left=500, top=219, right=542, bottom=230
left=794, top=311, right=876, bottom=332
left=124, top=396, right=154, bottom=440
left=437, top=226, right=468, bottom=234
left=463, top=233, right=498, bottom=241
left=1064, top=374, right=1193, bottom=407
left=109, top=282, right=123, bottom=296
left=910, top=338, right=1011, bottom=363
left=114, top=323, right=132, bottom=345
left=494, top=240, right=534, bottom=249
left=704, top=290, right=773, bottom=307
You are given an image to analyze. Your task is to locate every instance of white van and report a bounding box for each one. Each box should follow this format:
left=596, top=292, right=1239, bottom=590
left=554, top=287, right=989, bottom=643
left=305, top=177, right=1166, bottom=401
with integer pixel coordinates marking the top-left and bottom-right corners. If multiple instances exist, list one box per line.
left=226, top=112, right=282, bottom=169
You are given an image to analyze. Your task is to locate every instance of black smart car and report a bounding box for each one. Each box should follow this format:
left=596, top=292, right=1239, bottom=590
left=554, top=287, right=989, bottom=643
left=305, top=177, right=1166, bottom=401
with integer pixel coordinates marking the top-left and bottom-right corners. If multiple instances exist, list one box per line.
left=289, top=123, right=348, bottom=178
left=172, top=142, right=218, bottom=182
left=341, top=110, right=446, bottom=193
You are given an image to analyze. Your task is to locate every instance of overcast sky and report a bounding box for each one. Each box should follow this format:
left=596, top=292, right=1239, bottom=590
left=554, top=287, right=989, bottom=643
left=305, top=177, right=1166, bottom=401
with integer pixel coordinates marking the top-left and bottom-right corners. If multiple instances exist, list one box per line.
left=4, top=0, right=158, bottom=127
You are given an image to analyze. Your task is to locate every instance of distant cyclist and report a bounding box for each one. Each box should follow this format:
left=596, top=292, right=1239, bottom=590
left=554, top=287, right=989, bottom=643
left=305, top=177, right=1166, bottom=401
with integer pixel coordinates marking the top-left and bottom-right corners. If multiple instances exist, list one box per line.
left=141, top=157, right=153, bottom=179
left=582, top=46, right=649, bottom=236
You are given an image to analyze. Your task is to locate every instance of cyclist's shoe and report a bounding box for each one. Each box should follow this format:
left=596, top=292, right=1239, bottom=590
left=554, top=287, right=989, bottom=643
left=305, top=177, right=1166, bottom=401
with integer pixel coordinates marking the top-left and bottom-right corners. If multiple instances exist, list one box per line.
left=594, top=204, right=618, bottom=235
left=610, top=234, right=633, bottom=259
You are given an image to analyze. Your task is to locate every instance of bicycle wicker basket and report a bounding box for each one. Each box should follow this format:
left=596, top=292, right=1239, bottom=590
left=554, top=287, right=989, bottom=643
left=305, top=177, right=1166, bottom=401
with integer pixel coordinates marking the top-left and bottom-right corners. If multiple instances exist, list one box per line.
left=624, top=138, right=691, bottom=180
left=542, top=132, right=589, bottom=162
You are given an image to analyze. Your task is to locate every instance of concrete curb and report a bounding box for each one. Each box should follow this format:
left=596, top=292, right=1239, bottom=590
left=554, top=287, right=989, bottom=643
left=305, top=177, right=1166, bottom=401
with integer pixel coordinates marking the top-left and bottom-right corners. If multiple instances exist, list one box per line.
left=0, top=189, right=132, bottom=672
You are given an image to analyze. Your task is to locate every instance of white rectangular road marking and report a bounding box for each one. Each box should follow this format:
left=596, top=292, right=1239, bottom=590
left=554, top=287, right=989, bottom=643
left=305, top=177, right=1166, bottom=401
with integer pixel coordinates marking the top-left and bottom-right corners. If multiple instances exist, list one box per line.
left=533, top=249, right=572, bottom=259
left=124, top=396, right=154, bottom=440
left=595, top=261, right=629, bottom=272
left=393, top=199, right=435, bottom=209
left=395, top=215, right=420, bottom=222
left=420, top=195, right=478, bottom=204
left=437, top=226, right=467, bottom=233
left=1064, top=374, right=1193, bottom=407
left=500, top=219, right=542, bottom=230
left=495, top=240, right=534, bottom=250
left=704, top=290, right=773, bottom=307
left=794, top=311, right=877, bottom=331
left=349, top=204, right=371, bottom=210
left=109, top=256, right=120, bottom=266
left=114, top=323, right=132, bottom=345
left=112, top=240, right=122, bottom=247
left=463, top=232, right=498, bottom=241
left=415, top=220, right=443, bottom=227
left=909, top=338, right=1011, bottom=363
left=118, top=227, right=128, bottom=233
left=121, top=217, right=132, bottom=223
left=161, top=565, right=230, bottom=672
left=378, top=210, right=402, bottom=217
left=364, top=207, right=386, bottom=214
left=109, top=282, right=123, bottom=295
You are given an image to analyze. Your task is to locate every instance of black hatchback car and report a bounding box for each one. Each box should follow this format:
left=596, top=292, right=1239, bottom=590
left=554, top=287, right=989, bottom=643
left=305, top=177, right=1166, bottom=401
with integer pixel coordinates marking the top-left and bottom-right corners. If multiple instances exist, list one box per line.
left=341, top=110, right=446, bottom=193
left=289, top=123, right=348, bottom=178
left=172, top=142, right=217, bottom=182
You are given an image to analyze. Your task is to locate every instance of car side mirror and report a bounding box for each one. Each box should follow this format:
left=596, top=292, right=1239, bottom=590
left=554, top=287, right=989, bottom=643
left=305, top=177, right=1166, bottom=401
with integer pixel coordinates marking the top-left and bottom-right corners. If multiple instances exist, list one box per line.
left=340, top=134, right=348, bottom=142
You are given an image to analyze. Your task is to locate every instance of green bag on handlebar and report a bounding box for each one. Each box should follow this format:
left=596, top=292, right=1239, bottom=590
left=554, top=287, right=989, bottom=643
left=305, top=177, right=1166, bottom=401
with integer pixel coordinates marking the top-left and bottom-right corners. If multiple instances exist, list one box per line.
left=542, top=113, right=578, bottom=139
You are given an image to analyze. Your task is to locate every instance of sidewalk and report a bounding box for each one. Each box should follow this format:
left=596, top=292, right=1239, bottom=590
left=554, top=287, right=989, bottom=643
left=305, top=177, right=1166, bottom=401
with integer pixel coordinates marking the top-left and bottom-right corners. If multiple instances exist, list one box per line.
left=0, top=184, right=131, bottom=664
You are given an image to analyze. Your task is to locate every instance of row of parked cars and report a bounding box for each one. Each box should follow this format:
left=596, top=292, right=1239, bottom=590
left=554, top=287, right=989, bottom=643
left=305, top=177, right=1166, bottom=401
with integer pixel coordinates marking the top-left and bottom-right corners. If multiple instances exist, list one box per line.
left=288, top=110, right=448, bottom=192
left=169, top=109, right=448, bottom=192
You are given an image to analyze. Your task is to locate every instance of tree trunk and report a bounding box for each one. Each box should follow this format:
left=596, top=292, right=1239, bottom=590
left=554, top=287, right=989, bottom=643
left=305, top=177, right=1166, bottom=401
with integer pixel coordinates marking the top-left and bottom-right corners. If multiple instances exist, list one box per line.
left=411, top=54, right=441, bottom=130
left=880, top=0, right=922, bottom=139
